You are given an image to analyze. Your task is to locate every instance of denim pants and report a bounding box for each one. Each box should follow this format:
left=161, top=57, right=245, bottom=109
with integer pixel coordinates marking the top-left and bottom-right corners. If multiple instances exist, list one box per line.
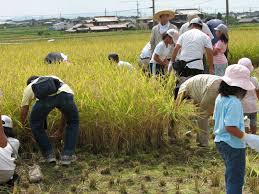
left=30, top=92, right=79, bottom=157
left=216, top=142, right=245, bottom=194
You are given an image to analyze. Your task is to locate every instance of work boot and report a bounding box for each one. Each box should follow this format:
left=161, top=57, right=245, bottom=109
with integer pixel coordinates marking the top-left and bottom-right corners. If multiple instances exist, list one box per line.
left=60, top=155, right=77, bottom=166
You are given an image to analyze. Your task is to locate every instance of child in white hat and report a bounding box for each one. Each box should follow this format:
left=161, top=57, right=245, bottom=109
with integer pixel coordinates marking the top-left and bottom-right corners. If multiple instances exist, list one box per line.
left=238, top=58, right=259, bottom=134
left=0, top=115, right=20, bottom=185
left=213, top=64, right=255, bottom=194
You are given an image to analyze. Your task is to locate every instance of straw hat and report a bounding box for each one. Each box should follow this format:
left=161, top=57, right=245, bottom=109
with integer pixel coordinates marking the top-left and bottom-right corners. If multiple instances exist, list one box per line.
left=153, top=10, right=175, bottom=22
left=221, top=64, right=255, bottom=91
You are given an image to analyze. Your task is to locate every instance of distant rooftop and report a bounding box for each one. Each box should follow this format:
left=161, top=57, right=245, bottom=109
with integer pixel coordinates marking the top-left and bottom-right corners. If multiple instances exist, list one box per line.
left=94, top=16, right=119, bottom=23
left=176, top=9, right=202, bottom=15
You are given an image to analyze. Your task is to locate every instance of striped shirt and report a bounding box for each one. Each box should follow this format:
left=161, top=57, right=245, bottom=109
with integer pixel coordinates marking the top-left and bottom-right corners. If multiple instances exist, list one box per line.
left=178, top=74, right=221, bottom=102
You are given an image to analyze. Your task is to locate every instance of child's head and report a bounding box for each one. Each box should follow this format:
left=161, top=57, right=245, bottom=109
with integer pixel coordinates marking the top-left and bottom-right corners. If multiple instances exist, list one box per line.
left=238, top=58, right=254, bottom=73
left=219, top=64, right=255, bottom=99
left=108, top=53, right=119, bottom=64
left=214, top=24, right=229, bottom=43
left=2, top=115, right=15, bottom=138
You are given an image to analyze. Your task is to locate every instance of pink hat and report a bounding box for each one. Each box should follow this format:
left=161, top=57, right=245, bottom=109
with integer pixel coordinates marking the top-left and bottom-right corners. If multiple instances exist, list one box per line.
left=238, top=58, right=254, bottom=73
left=221, top=64, right=255, bottom=91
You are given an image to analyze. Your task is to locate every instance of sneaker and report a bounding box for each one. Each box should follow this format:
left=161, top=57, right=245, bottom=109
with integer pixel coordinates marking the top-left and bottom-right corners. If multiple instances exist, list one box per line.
left=60, top=155, right=77, bottom=166
left=40, top=153, right=57, bottom=164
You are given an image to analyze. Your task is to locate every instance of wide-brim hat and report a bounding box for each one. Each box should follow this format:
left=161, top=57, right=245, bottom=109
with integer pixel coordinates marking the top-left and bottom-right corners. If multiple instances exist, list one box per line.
left=153, top=10, right=175, bottom=22
left=214, top=24, right=229, bottom=39
left=238, top=58, right=254, bottom=73
left=221, top=64, right=255, bottom=91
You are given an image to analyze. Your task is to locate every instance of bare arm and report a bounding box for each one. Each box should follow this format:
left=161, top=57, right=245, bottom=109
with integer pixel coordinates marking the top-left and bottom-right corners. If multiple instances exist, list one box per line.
left=21, top=105, right=29, bottom=127
left=0, top=114, right=7, bottom=148
left=226, top=126, right=245, bottom=139
left=213, top=47, right=220, bottom=56
left=172, top=44, right=181, bottom=62
left=205, top=47, right=214, bottom=74
left=154, top=54, right=168, bottom=66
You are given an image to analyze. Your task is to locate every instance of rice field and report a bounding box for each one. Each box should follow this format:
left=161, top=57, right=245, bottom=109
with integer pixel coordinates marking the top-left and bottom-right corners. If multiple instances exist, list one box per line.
left=0, top=25, right=259, bottom=193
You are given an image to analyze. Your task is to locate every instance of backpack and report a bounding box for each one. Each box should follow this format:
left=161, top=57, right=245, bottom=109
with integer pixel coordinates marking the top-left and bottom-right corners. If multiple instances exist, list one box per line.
left=32, top=77, right=62, bottom=100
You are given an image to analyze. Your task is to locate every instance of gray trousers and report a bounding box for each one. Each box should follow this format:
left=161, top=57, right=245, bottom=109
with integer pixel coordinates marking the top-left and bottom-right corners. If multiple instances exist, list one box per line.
left=196, top=80, right=221, bottom=146
left=0, top=170, right=14, bottom=184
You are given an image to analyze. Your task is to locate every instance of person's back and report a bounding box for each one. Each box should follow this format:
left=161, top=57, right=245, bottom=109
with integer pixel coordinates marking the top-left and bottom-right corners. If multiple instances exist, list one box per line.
left=179, top=74, right=221, bottom=102
left=45, top=52, right=68, bottom=64
left=178, top=29, right=212, bottom=70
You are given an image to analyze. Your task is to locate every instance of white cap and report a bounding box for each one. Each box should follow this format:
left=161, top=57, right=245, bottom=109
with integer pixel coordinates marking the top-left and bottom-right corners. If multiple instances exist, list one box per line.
left=2, top=115, right=13, bottom=128
left=166, top=29, right=179, bottom=43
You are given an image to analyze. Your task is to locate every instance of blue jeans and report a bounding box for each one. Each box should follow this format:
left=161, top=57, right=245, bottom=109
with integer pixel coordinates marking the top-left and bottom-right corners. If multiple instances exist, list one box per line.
left=216, top=142, right=245, bottom=194
left=30, top=92, right=79, bottom=157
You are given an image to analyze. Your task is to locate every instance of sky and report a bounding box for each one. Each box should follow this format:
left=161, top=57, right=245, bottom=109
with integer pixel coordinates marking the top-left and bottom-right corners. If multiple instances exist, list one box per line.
left=0, top=0, right=259, bottom=19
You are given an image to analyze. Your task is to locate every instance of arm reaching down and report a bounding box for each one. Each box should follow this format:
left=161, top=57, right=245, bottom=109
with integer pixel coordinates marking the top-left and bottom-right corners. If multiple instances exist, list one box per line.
left=172, top=44, right=181, bottom=62
left=205, top=47, right=214, bottom=74
left=0, top=113, right=7, bottom=148
left=226, top=126, right=245, bottom=139
left=21, top=105, right=29, bottom=127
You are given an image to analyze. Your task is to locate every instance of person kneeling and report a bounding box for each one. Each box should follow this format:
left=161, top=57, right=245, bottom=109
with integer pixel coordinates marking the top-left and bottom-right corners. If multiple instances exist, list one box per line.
left=0, top=115, right=20, bottom=185
left=20, top=76, right=79, bottom=165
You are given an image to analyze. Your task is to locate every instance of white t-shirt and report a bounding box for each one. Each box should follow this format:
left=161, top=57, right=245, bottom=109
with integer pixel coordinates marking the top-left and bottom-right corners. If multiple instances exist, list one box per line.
left=0, top=138, right=20, bottom=184
left=179, top=22, right=214, bottom=40
left=150, top=41, right=173, bottom=64
left=177, top=29, right=213, bottom=70
left=118, top=61, right=133, bottom=70
left=140, top=42, right=152, bottom=59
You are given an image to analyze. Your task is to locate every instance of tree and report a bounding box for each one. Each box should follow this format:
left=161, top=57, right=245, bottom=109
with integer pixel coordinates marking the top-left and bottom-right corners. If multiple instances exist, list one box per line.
left=217, top=12, right=223, bottom=20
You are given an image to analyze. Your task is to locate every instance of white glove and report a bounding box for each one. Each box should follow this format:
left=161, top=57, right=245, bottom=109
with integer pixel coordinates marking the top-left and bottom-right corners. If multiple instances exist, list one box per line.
left=244, top=116, right=250, bottom=130
left=243, top=133, right=259, bottom=152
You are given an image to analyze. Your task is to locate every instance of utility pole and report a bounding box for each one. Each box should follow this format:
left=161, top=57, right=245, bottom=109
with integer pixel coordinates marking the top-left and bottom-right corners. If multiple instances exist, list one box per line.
left=137, top=0, right=140, bottom=18
left=226, top=0, right=229, bottom=25
left=105, top=8, right=107, bottom=16
left=152, top=0, right=155, bottom=17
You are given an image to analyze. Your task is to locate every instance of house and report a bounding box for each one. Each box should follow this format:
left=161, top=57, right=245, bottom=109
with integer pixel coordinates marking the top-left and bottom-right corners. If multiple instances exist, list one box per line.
left=51, top=22, right=73, bottom=31
left=136, top=17, right=153, bottom=29
left=238, top=17, right=259, bottom=24
left=89, top=26, right=110, bottom=32
left=172, top=8, right=203, bottom=28
left=93, top=16, right=119, bottom=26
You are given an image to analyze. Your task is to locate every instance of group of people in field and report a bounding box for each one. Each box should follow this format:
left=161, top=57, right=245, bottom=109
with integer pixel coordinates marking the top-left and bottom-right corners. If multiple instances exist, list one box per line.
left=0, top=9, right=259, bottom=194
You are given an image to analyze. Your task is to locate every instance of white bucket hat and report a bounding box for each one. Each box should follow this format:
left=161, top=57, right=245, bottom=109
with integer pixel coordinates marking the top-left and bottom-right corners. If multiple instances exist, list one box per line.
left=238, top=58, right=254, bottom=73
left=2, top=115, right=13, bottom=128
left=166, top=29, right=179, bottom=43
left=221, top=64, right=255, bottom=91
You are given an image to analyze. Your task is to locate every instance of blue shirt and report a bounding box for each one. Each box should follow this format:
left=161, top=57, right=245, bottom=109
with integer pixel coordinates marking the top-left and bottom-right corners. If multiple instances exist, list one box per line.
left=213, top=95, right=246, bottom=149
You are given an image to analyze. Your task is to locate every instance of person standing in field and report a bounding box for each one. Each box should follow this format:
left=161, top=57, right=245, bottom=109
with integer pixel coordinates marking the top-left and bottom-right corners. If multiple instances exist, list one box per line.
left=179, top=14, right=214, bottom=40
left=238, top=58, right=259, bottom=134
left=20, top=76, right=79, bottom=165
left=206, top=19, right=224, bottom=45
left=176, top=74, right=222, bottom=147
left=149, top=29, right=177, bottom=75
left=108, top=53, right=133, bottom=70
left=150, top=10, right=178, bottom=54
left=213, top=64, right=255, bottom=194
left=213, top=24, right=229, bottom=76
left=172, top=18, right=214, bottom=77
left=44, top=52, right=69, bottom=64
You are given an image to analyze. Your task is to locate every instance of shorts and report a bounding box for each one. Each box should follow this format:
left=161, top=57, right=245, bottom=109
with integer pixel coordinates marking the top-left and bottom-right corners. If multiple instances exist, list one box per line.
left=244, top=112, right=257, bottom=128
left=214, top=64, right=228, bottom=76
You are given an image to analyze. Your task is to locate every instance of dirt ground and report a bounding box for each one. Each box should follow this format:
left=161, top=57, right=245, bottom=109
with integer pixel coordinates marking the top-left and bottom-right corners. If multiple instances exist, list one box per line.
left=1, top=133, right=259, bottom=194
